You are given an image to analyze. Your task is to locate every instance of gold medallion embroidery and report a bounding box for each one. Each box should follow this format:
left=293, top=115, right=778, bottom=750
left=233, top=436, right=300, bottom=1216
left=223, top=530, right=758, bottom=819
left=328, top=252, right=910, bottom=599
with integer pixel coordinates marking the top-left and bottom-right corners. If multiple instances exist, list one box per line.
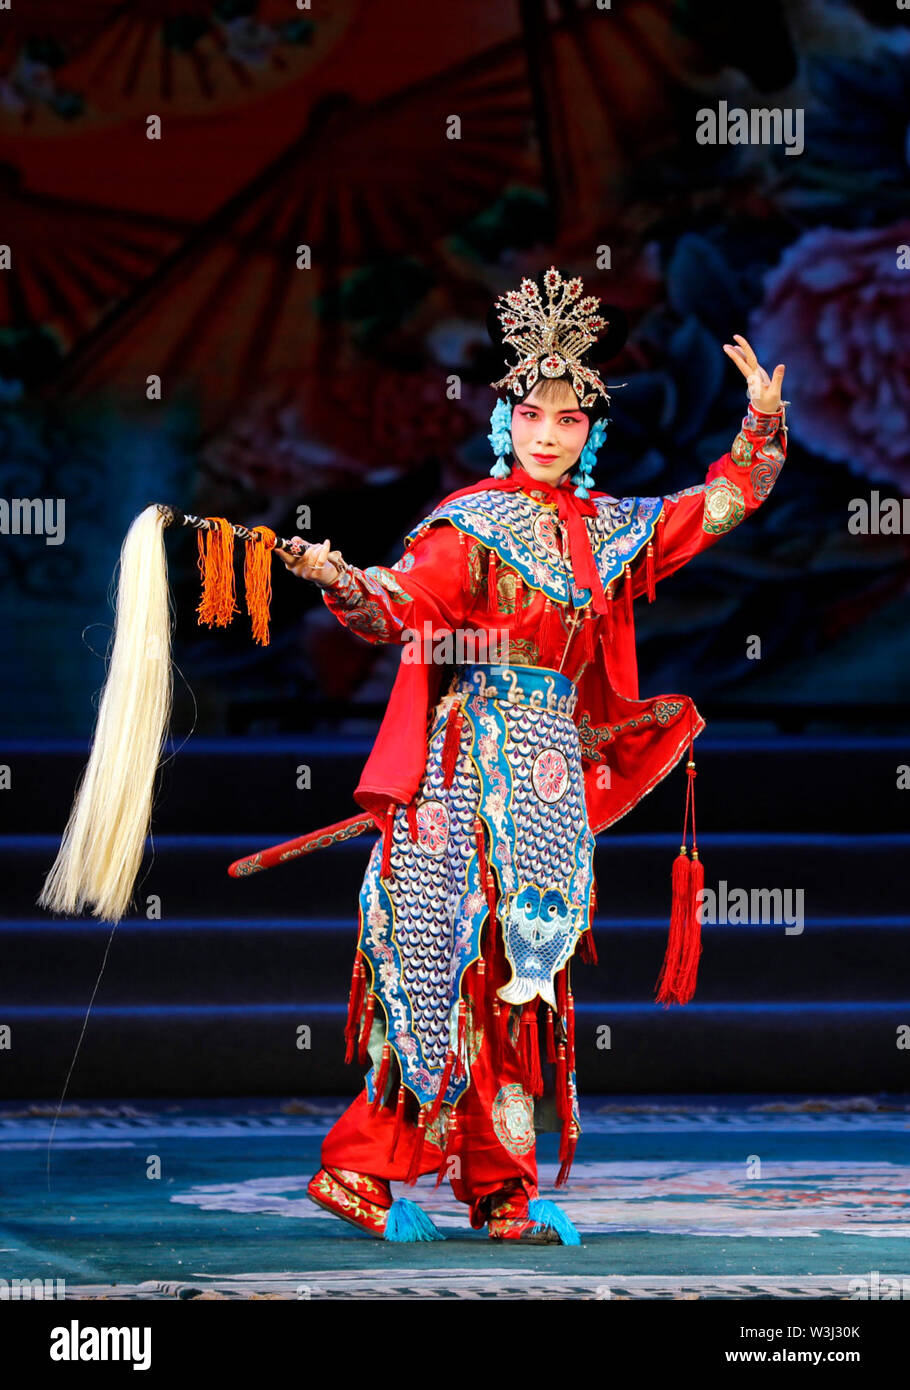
left=491, top=1083, right=535, bottom=1155
left=702, top=477, right=746, bottom=535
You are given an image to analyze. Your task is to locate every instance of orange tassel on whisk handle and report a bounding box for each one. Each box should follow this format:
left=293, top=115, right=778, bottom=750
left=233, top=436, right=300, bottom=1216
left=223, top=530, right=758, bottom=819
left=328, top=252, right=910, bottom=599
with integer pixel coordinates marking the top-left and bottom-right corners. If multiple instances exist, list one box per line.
left=196, top=518, right=238, bottom=628
left=243, top=524, right=277, bottom=645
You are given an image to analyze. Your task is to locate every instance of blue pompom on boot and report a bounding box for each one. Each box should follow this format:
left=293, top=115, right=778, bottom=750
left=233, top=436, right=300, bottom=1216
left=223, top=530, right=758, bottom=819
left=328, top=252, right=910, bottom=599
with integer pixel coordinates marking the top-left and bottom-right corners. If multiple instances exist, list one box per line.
left=527, top=1198, right=581, bottom=1245
left=385, top=1196, right=444, bottom=1242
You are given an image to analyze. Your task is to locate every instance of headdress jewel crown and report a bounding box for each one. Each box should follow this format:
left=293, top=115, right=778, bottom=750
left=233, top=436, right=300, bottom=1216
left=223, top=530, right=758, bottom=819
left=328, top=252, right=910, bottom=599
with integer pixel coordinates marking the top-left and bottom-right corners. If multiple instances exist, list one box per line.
left=490, top=265, right=611, bottom=409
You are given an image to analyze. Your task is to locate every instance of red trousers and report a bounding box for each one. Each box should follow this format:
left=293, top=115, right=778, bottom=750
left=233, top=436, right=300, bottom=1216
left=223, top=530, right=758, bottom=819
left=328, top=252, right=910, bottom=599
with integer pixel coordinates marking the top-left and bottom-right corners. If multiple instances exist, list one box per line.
left=322, top=929, right=541, bottom=1227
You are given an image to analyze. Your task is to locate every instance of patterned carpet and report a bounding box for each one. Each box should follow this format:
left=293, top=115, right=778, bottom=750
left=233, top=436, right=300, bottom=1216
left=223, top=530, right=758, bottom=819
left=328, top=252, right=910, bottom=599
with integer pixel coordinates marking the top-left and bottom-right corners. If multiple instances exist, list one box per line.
left=2, top=1096, right=909, bottom=1300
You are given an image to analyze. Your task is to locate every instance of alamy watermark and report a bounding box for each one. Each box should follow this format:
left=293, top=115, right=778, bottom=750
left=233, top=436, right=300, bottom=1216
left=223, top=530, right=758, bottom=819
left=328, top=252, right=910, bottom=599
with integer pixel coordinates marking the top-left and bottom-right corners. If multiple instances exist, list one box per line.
left=847, top=1270, right=910, bottom=1299
left=401, top=622, right=509, bottom=666
left=695, top=101, right=804, bottom=157
left=50, top=1321, right=151, bottom=1370
left=848, top=492, right=910, bottom=534
left=0, top=1276, right=66, bottom=1299
left=0, top=497, right=65, bottom=544
left=698, top=881, right=804, bottom=934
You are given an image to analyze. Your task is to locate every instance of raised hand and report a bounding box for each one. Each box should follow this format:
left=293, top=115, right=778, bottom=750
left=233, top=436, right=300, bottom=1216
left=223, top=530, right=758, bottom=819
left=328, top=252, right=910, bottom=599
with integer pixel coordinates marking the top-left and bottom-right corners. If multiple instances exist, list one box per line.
left=723, top=334, right=785, bottom=414
left=273, top=537, right=341, bottom=587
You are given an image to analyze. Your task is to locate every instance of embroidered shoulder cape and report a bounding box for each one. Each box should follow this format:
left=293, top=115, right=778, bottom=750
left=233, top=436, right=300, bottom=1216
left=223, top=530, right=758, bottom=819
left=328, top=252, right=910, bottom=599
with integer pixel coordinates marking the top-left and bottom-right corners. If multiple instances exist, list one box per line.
left=323, top=403, right=787, bottom=837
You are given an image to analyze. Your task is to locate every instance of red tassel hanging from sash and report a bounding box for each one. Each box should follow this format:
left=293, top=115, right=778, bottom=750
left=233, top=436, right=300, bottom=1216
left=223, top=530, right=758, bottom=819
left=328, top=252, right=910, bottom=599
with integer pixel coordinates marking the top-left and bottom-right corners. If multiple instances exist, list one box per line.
left=655, top=727, right=704, bottom=1006
left=583, top=609, right=595, bottom=663
left=604, top=581, right=614, bottom=646
left=520, top=1001, right=543, bottom=1097
left=503, top=999, right=515, bottom=1053
left=476, top=959, right=488, bottom=1020
left=578, top=928, right=598, bottom=964
left=623, top=562, right=633, bottom=623
left=579, top=868, right=598, bottom=964
left=428, top=998, right=467, bottom=1123
left=554, top=1028, right=577, bottom=1186
left=406, top=799, right=418, bottom=841
left=566, top=989, right=576, bottom=1074
left=555, top=1041, right=568, bottom=1122
left=487, top=549, right=499, bottom=614
left=677, top=757, right=705, bottom=1004
left=435, top=1107, right=459, bottom=1188
left=555, top=971, right=568, bottom=1091
left=357, top=990, right=376, bottom=1064
left=656, top=848, right=691, bottom=1005
left=344, top=955, right=366, bottom=1064
left=428, top=1049, right=455, bottom=1123
left=370, top=1042, right=391, bottom=1113
left=454, top=998, right=468, bottom=1079
left=490, top=998, right=503, bottom=1071
left=545, top=1006, right=556, bottom=1062
left=380, top=801, right=396, bottom=881
left=556, top=1118, right=578, bottom=1188
left=388, top=1082, right=406, bottom=1160
left=677, top=848, right=705, bottom=1001
left=405, top=1106, right=428, bottom=1185
left=442, top=701, right=465, bottom=789
left=655, top=510, right=666, bottom=569
left=645, top=541, right=656, bottom=603
left=540, top=597, right=562, bottom=653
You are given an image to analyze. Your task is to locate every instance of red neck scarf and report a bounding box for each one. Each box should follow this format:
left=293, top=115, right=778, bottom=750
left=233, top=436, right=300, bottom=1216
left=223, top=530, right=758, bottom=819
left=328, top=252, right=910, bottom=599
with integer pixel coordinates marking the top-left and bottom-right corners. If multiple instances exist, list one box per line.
left=439, top=464, right=609, bottom=614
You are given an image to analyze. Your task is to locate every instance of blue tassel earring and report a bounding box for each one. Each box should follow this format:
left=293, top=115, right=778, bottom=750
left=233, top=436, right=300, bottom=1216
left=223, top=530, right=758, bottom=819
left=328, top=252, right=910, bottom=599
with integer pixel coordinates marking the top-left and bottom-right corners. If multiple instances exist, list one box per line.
left=571, top=417, right=607, bottom=499
left=488, top=398, right=513, bottom=478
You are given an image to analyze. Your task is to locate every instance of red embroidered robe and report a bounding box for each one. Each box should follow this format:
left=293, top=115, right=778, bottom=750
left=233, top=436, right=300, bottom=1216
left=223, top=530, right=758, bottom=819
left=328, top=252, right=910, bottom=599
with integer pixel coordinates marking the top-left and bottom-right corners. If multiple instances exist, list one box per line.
left=322, top=403, right=787, bottom=839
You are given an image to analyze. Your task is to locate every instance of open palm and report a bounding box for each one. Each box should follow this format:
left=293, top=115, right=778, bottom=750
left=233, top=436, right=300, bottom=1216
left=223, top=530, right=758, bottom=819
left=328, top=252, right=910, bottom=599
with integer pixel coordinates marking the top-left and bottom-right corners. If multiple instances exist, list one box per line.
left=723, top=334, right=785, bottom=413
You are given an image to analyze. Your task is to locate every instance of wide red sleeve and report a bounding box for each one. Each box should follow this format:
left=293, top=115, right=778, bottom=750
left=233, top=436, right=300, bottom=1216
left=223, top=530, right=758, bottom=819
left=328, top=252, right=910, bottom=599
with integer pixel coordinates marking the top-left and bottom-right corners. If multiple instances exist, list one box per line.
left=637, top=402, right=788, bottom=593
left=320, top=521, right=468, bottom=644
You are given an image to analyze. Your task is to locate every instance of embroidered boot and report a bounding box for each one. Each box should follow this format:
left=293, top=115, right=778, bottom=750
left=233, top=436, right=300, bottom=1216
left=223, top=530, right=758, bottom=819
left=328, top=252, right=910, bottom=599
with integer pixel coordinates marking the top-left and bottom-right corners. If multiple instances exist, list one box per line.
left=486, top=1183, right=554, bottom=1244
left=486, top=1180, right=581, bottom=1244
left=307, top=1167, right=442, bottom=1242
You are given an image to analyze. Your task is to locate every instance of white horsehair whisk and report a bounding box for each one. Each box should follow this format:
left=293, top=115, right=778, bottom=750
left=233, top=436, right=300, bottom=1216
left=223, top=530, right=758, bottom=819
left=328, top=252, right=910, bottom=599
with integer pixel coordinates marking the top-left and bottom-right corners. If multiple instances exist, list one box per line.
left=37, top=503, right=300, bottom=923
left=37, top=502, right=300, bottom=1182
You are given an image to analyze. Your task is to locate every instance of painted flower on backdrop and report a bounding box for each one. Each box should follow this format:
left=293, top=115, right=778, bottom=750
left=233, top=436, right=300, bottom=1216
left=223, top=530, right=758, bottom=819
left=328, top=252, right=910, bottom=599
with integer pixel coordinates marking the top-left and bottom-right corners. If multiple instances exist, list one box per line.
left=748, top=221, right=910, bottom=488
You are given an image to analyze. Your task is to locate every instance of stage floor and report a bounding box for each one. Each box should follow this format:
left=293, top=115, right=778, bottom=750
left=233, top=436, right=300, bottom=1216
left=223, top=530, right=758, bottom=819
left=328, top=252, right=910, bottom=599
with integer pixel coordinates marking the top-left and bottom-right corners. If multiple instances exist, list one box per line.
left=2, top=1095, right=909, bottom=1300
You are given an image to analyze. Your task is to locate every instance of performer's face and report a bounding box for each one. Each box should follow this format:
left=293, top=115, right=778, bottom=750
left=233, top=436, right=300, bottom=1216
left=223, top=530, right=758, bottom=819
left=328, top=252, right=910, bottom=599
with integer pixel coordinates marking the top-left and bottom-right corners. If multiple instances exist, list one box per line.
left=511, top=381, right=590, bottom=484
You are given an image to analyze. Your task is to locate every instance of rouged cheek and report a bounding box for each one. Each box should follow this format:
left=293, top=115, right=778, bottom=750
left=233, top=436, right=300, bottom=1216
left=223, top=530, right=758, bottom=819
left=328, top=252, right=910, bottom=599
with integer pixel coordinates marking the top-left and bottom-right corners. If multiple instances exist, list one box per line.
left=511, top=419, right=588, bottom=456
left=554, top=429, right=587, bottom=455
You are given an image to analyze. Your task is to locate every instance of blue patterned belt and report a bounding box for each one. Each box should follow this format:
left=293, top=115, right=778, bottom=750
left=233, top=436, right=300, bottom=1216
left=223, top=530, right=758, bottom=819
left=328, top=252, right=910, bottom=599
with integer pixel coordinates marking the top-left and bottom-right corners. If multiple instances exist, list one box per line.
left=452, top=662, right=578, bottom=718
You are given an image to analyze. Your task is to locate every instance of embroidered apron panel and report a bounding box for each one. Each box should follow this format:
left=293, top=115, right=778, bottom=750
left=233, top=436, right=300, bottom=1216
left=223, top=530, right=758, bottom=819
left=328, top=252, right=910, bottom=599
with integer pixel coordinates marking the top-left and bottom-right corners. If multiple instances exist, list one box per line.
left=357, top=662, right=593, bottom=1114
left=454, top=665, right=594, bottom=1010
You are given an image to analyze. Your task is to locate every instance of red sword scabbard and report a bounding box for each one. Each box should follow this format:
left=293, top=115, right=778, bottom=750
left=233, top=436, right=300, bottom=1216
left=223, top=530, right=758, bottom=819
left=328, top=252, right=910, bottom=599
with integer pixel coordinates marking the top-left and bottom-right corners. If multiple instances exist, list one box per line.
left=228, top=812, right=377, bottom=876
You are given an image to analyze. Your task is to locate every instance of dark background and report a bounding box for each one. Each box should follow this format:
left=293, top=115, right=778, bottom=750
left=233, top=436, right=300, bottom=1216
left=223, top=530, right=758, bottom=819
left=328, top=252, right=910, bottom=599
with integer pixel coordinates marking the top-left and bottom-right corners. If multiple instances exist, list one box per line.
left=1, top=0, right=908, bottom=736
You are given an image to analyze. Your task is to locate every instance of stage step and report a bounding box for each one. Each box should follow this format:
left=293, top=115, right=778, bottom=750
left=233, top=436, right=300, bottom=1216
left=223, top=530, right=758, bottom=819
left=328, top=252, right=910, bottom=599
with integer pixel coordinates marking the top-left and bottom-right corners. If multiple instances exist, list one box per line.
left=0, top=1001, right=905, bottom=1097
left=3, top=735, right=909, bottom=834
left=5, top=832, right=908, bottom=919
left=3, top=735, right=907, bottom=1098
left=1, top=916, right=907, bottom=1005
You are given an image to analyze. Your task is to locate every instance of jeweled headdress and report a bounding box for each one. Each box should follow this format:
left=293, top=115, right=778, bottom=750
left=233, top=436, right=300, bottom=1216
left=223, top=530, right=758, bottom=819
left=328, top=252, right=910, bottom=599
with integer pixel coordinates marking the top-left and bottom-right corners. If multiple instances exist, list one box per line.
left=490, top=265, right=611, bottom=408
